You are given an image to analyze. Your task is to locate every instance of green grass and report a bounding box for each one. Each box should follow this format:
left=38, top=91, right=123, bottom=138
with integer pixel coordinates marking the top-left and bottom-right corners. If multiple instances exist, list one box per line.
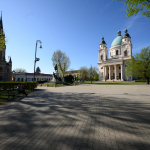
left=0, top=89, right=38, bottom=105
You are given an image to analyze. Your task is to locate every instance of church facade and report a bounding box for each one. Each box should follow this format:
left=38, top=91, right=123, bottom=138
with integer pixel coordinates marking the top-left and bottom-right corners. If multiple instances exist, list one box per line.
left=0, top=12, right=12, bottom=81
left=98, top=29, right=132, bottom=81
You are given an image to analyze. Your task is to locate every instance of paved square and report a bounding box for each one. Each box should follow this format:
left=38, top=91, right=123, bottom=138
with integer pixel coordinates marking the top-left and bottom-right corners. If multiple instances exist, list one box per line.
left=0, top=85, right=150, bottom=150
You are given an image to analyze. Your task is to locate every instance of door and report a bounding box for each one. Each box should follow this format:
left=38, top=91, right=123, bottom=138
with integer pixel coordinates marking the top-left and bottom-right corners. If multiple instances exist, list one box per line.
left=119, top=73, right=121, bottom=79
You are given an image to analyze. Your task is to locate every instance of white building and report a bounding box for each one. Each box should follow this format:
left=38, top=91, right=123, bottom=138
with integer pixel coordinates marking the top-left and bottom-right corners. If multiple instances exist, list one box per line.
left=98, top=29, right=132, bottom=81
left=12, top=73, right=53, bottom=82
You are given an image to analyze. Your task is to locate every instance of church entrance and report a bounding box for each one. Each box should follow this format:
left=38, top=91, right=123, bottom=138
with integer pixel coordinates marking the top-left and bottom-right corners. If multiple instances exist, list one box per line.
left=0, top=76, right=3, bottom=81
left=119, top=73, right=121, bottom=79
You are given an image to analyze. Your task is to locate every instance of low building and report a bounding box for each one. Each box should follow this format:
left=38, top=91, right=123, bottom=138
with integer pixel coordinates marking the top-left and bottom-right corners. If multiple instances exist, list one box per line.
left=12, top=72, right=53, bottom=82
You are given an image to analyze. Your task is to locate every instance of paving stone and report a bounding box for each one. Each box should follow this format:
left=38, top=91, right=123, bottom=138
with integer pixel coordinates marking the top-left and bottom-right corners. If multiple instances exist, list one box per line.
left=0, top=85, right=150, bottom=150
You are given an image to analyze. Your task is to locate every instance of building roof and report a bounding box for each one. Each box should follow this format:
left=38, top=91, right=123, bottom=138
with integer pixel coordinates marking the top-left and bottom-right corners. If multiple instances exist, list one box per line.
left=13, top=72, right=53, bottom=76
left=123, top=29, right=131, bottom=38
left=111, top=31, right=123, bottom=47
left=0, top=11, right=3, bottom=30
left=8, top=56, right=12, bottom=63
left=100, top=37, right=106, bottom=45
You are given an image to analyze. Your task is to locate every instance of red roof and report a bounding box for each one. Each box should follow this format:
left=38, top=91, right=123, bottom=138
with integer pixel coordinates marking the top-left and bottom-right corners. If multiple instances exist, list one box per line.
left=25, top=73, right=52, bottom=76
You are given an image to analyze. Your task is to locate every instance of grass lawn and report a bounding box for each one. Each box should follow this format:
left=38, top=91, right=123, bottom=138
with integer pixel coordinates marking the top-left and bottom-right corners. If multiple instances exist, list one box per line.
left=40, top=82, right=83, bottom=87
left=0, top=89, right=39, bottom=105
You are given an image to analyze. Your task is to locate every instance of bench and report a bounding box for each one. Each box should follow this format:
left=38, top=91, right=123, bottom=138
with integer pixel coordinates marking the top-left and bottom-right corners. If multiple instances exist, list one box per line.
left=7, top=90, right=26, bottom=100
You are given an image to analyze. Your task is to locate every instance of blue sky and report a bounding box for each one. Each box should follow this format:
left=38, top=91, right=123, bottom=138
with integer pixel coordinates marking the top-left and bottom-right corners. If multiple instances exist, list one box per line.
left=1, top=0, right=150, bottom=74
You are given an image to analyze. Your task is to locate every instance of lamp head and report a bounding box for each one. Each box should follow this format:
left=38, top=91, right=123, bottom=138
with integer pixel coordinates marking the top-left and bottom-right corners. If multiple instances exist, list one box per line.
left=36, top=58, right=40, bottom=61
left=40, top=45, right=42, bottom=49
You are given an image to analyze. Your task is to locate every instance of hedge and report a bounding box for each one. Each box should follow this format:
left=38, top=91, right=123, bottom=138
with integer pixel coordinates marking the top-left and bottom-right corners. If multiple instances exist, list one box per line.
left=0, top=81, right=38, bottom=90
left=135, top=80, right=146, bottom=82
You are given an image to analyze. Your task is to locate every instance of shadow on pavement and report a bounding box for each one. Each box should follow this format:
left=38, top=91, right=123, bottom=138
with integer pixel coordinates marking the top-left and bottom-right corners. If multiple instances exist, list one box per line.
left=0, top=89, right=150, bottom=150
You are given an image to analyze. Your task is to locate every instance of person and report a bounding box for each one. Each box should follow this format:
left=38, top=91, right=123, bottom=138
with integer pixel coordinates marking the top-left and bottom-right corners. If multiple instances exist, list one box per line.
left=17, top=85, right=28, bottom=96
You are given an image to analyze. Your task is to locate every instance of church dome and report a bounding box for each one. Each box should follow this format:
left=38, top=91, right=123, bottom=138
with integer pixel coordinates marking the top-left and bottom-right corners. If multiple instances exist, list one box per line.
left=111, top=31, right=123, bottom=47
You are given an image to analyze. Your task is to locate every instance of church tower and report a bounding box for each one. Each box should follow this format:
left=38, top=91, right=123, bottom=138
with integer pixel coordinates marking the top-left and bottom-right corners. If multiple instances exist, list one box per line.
left=121, top=29, right=132, bottom=57
left=98, top=37, right=108, bottom=62
left=0, top=11, right=12, bottom=81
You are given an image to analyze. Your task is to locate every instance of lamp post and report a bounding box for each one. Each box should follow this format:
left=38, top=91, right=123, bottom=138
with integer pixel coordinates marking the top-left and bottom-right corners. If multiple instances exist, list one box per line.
left=33, top=40, right=42, bottom=90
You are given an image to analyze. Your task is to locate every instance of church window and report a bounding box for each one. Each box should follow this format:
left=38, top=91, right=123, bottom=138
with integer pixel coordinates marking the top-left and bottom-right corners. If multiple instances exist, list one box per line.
left=124, top=50, right=127, bottom=56
left=101, top=55, right=103, bottom=60
left=0, top=67, right=3, bottom=71
left=116, top=50, right=118, bottom=55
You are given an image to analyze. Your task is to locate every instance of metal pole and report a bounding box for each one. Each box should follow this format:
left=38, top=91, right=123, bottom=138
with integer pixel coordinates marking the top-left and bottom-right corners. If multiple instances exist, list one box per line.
left=33, top=42, right=37, bottom=90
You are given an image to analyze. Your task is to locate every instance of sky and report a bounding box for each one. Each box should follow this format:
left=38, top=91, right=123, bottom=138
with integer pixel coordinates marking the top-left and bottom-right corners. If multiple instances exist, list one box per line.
left=1, top=0, right=150, bottom=74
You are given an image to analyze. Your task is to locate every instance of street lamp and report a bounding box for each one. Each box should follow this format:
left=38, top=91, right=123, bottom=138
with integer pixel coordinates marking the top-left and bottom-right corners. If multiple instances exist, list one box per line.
left=33, top=40, right=42, bottom=90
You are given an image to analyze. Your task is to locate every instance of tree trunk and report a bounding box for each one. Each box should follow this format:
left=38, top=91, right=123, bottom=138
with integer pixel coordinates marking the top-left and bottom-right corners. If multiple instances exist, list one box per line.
left=146, top=78, right=149, bottom=84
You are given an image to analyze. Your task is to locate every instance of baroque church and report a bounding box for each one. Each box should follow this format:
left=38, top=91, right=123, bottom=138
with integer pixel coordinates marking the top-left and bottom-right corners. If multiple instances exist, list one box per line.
left=98, top=29, right=132, bottom=81
left=0, top=12, right=12, bottom=81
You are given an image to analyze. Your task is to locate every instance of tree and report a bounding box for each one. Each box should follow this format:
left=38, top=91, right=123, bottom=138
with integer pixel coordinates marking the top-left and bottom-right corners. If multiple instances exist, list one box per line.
left=89, top=66, right=95, bottom=84
left=35, top=66, right=41, bottom=73
left=114, top=0, right=150, bottom=18
left=125, top=46, right=150, bottom=84
left=51, top=50, right=71, bottom=81
left=13, top=68, right=27, bottom=73
left=88, top=66, right=99, bottom=83
left=0, top=29, right=7, bottom=51
left=78, top=66, right=89, bottom=82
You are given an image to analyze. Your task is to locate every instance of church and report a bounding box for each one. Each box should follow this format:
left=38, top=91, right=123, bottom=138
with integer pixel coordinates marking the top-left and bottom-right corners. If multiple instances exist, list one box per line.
left=0, top=12, right=12, bottom=81
left=98, top=29, right=132, bottom=81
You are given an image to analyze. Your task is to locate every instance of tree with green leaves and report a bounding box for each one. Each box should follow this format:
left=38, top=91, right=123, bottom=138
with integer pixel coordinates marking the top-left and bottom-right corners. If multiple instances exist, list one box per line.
left=125, top=46, right=150, bottom=84
left=35, top=66, right=41, bottom=73
left=89, top=66, right=94, bottom=84
left=114, top=0, right=150, bottom=18
left=13, top=68, right=27, bottom=73
left=78, top=66, right=89, bottom=82
left=0, top=29, right=6, bottom=51
left=51, top=50, right=71, bottom=81
left=88, top=66, right=99, bottom=83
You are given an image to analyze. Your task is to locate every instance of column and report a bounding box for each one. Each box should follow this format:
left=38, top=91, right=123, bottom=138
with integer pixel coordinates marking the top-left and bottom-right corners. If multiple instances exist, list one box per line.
left=103, top=66, right=105, bottom=80
left=109, top=65, right=110, bottom=80
left=115, top=65, right=117, bottom=80
left=121, top=64, right=123, bottom=80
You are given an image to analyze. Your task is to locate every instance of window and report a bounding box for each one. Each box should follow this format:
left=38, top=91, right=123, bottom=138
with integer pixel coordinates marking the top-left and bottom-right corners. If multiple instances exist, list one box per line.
left=101, top=67, right=103, bottom=69
left=0, top=67, right=3, bottom=71
left=113, top=67, right=114, bottom=70
left=124, top=50, right=127, bottom=56
left=7, top=68, right=9, bottom=72
left=116, top=50, right=118, bottom=55
left=101, top=55, right=103, bottom=60
left=119, top=67, right=121, bottom=69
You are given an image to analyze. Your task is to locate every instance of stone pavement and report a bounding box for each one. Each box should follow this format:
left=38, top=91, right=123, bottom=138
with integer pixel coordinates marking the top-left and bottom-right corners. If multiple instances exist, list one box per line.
left=0, top=84, right=150, bottom=150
